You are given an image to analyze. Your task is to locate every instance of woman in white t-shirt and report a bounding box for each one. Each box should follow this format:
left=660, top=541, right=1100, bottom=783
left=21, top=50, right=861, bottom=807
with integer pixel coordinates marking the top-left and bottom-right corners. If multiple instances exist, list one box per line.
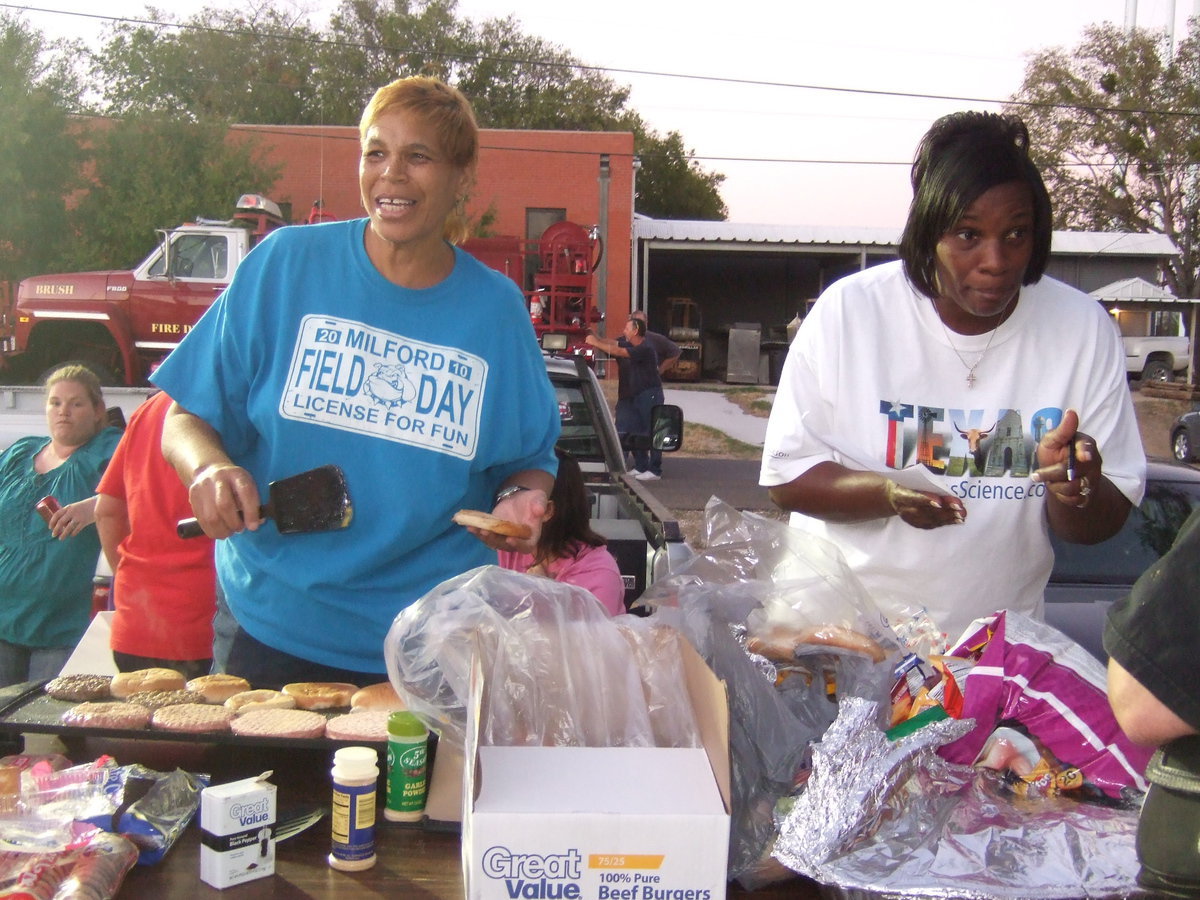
left=759, top=112, right=1145, bottom=642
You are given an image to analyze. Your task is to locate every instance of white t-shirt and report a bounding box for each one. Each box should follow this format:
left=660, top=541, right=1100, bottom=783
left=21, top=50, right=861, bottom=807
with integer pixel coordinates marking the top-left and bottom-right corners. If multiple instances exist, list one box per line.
left=759, top=260, right=1146, bottom=643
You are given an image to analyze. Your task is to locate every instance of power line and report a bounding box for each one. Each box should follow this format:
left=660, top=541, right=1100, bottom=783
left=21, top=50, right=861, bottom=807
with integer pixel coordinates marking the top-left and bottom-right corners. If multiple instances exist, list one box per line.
left=13, top=1, right=1200, bottom=122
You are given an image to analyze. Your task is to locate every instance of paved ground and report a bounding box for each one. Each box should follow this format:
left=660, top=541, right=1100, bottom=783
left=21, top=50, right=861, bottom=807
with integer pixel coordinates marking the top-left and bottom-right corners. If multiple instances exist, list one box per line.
left=638, top=457, right=770, bottom=512
left=662, top=388, right=769, bottom=446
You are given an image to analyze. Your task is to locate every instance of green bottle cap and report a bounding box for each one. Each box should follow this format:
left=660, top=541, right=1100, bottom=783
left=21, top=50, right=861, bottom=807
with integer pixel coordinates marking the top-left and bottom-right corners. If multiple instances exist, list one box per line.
left=388, top=710, right=427, bottom=738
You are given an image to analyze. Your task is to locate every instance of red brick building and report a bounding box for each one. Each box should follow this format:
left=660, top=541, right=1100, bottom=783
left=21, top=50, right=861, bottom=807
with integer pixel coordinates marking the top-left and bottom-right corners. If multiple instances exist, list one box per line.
left=232, top=124, right=635, bottom=332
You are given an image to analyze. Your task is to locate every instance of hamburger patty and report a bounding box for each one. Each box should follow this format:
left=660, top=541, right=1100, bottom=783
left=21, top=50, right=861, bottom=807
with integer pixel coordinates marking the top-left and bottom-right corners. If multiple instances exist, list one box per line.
left=151, top=702, right=236, bottom=733
left=44, top=674, right=113, bottom=702
left=126, top=689, right=205, bottom=710
left=325, top=710, right=391, bottom=742
left=230, top=708, right=327, bottom=739
left=61, top=701, right=151, bottom=730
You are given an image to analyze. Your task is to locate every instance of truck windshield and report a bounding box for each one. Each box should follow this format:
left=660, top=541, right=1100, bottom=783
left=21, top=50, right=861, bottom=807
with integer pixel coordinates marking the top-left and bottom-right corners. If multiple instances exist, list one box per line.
left=554, top=384, right=605, bottom=462
left=147, top=234, right=229, bottom=280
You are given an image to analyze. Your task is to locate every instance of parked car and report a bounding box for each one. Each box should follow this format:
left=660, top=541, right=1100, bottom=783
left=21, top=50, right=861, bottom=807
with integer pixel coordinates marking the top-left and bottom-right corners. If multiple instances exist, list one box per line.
left=1170, top=408, right=1200, bottom=462
left=1044, top=458, right=1200, bottom=659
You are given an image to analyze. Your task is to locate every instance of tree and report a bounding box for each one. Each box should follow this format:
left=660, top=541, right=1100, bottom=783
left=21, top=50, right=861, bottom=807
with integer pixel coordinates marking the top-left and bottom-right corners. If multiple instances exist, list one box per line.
left=63, top=115, right=281, bottom=271
left=312, top=0, right=472, bottom=121
left=632, top=127, right=727, bottom=220
left=1012, top=23, right=1200, bottom=300
left=90, top=4, right=325, bottom=124
left=0, top=14, right=84, bottom=283
left=89, top=0, right=727, bottom=219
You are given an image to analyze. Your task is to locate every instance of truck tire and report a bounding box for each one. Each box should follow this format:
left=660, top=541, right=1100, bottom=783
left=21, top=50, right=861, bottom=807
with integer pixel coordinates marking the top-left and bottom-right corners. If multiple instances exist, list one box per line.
left=1141, top=359, right=1174, bottom=383
left=1173, top=428, right=1196, bottom=463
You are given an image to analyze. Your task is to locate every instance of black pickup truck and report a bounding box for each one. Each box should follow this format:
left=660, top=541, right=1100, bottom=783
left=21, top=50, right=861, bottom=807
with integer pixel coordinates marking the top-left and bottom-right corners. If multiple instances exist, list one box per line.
left=545, top=356, right=692, bottom=608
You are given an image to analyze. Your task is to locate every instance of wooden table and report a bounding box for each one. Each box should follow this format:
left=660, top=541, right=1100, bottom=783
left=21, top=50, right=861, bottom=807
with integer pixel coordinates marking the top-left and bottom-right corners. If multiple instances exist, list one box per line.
left=48, top=737, right=827, bottom=899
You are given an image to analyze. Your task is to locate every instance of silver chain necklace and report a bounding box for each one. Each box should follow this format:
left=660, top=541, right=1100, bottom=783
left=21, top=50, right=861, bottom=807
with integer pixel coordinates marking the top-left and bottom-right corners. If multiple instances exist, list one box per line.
left=934, top=296, right=1015, bottom=388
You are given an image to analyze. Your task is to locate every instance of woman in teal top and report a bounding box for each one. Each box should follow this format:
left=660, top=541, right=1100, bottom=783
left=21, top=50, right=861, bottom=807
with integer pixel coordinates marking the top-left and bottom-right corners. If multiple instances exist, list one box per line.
left=0, top=365, right=121, bottom=686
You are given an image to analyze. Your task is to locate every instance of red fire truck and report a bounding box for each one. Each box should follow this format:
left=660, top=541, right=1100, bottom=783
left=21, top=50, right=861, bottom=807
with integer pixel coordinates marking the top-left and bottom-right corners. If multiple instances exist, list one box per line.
left=1, top=197, right=603, bottom=385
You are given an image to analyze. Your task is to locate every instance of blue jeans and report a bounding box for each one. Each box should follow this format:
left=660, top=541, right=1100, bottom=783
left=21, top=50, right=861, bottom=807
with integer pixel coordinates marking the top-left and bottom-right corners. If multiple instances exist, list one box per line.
left=0, top=639, right=73, bottom=688
left=616, top=387, right=664, bottom=474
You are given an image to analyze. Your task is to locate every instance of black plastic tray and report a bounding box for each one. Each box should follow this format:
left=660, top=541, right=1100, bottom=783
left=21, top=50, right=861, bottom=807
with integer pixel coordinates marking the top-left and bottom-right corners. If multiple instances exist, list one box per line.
left=0, top=681, right=386, bottom=750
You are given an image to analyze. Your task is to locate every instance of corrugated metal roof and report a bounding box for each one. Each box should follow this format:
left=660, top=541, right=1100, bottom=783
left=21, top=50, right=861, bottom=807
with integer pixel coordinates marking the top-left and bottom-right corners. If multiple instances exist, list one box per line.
left=1050, top=231, right=1177, bottom=256
left=633, top=219, right=901, bottom=246
left=1091, top=276, right=1184, bottom=302
left=634, top=217, right=1179, bottom=257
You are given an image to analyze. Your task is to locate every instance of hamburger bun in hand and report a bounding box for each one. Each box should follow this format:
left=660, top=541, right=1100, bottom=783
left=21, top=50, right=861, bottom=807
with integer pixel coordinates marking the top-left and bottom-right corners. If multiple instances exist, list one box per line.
left=451, top=509, right=532, bottom=539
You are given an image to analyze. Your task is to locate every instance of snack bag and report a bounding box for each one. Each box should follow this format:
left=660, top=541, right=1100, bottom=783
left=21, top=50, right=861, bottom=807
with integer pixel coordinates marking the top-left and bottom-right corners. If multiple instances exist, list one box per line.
left=937, top=610, right=1153, bottom=803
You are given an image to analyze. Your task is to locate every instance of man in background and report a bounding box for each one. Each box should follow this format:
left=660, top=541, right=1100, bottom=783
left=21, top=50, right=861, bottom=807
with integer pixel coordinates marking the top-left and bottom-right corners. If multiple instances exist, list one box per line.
left=631, top=310, right=681, bottom=377
left=586, top=317, right=666, bottom=481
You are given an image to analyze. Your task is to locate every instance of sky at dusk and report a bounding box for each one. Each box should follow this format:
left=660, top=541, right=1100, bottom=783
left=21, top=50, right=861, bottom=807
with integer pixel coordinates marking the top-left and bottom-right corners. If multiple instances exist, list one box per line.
left=10, top=0, right=1199, bottom=226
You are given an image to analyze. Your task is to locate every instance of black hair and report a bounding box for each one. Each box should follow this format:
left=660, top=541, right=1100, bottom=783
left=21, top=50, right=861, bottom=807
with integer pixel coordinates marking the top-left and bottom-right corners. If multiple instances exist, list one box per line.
left=898, top=111, right=1053, bottom=299
left=536, top=448, right=606, bottom=564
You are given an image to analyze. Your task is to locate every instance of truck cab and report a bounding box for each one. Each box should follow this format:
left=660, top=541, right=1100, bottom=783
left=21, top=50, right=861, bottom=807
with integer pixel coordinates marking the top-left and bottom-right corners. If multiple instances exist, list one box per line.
left=5, top=195, right=285, bottom=385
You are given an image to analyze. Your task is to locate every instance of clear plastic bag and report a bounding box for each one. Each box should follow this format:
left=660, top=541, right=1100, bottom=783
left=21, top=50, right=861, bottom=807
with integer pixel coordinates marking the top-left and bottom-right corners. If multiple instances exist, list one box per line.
left=638, top=499, right=906, bottom=889
left=384, top=565, right=700, bottom=751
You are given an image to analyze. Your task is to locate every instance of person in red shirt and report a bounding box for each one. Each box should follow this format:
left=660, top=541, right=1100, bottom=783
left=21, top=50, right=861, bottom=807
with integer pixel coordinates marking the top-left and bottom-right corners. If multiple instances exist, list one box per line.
left=95, top=391, right=216, bottom=680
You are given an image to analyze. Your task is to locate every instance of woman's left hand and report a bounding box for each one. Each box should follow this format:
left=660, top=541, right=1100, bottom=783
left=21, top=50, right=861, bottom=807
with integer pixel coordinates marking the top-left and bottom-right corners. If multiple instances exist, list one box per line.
left=467, top=488, right=550, bottom=555
left=1032, top=409, right=1101, bottom=509
left=46, top=497, right=98, bottom=541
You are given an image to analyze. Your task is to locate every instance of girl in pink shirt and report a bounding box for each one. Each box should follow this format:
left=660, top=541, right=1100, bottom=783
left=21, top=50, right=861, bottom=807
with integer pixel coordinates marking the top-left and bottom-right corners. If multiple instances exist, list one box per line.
left=498, top=449, right=625, bottom=616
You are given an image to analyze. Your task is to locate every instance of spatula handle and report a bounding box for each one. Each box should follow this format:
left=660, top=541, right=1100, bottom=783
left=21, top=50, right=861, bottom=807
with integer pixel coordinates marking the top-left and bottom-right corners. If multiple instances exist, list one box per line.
left=176, top=517, right=206, bottom=539
left=177, top=505, right=262, bottom=539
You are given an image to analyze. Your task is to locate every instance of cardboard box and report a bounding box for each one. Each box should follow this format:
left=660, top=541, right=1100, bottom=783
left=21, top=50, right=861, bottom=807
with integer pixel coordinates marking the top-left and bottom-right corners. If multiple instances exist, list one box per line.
left=460, top=632, right=731, bottom=900
left=200, top=773, right=277, bottom=889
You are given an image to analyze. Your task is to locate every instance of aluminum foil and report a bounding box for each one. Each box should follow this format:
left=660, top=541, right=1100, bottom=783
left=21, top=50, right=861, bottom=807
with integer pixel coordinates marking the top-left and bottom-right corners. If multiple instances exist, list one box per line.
left=773, top=697, right=1146, bottom=900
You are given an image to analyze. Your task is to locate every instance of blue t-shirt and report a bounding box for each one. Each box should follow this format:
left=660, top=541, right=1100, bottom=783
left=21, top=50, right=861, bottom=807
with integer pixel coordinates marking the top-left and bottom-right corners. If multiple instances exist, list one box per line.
left=151, top=219, right=560, bottom=672
left=0, top=428, right=121, bottom=648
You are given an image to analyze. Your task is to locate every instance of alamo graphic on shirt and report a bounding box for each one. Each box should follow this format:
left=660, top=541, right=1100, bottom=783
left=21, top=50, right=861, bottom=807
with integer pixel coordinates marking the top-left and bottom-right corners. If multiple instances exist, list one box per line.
left=879, top=399, right=1064, bottom=479
left=280, top=315, right=486, bottom=459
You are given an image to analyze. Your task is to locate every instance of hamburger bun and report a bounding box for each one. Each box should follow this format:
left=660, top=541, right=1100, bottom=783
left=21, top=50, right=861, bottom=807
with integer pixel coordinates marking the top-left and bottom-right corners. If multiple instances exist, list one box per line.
left=281, top=681, right=356, bottom=710
left=451, top=509, right=532, bottom=539
left=110, top=668, right=185, bottom=699
left=186, top=674, right=251, bottom=704
left=224, top=689, right=296, bottom=714
left=350, top=681, right=407, bottom=712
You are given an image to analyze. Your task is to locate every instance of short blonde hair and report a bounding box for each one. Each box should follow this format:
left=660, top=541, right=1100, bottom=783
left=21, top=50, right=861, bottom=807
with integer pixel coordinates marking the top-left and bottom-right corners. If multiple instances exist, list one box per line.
left=360, top=77, right=478, bottom=244
left=45, top=364, right=104, bottom=408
